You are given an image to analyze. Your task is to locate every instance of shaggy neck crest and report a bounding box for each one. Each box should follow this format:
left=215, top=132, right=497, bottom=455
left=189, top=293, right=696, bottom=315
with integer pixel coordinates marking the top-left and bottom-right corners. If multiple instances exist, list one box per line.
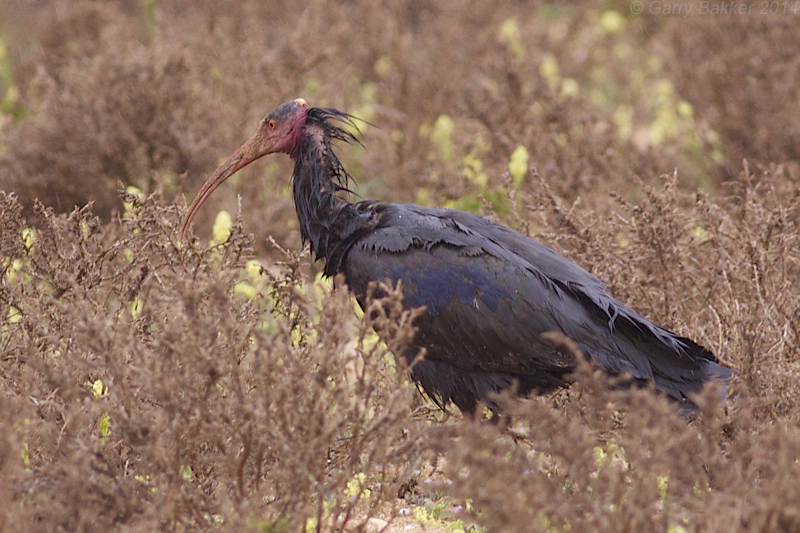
left=291, top=108, right=361, bottom=261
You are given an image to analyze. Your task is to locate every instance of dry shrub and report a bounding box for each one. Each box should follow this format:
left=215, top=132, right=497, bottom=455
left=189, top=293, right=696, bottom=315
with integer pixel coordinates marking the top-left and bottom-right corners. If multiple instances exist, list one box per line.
left=409, top=163, right=799, bottom=532
left=659, top=16, right=800, bottom=177
left=516, top=163, right=800, bottom=419
left=1, top=2, right=800, bottom=532
left=423, top=364, right=800, bottom=532
left=1, top=0, right=698, bottom=246
left=0, top=191, right=418, bottom=532
left=0, top=2, right=221, bottom=217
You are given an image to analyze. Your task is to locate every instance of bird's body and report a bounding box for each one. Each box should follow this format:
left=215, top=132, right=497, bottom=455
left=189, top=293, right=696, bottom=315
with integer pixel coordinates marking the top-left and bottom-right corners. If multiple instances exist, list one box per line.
left=182, top=99, right=731, bottom=414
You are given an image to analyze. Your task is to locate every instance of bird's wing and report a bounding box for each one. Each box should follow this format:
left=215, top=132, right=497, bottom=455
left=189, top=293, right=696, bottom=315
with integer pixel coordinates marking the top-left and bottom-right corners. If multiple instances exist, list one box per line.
left=343, top=203, right=725, bottom=399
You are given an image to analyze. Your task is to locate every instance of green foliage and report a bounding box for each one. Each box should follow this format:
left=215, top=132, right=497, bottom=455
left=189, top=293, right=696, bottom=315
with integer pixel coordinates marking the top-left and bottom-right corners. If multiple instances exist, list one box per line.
left=0, top=38, right=21, bottom=118
left=20, top=443, right=29, bottom=470
left=211, top=210, right=234, bottom=244
left=498, top=19, right=524, bottom=60
left=539, top=54, right=560, bottom=89
left=140, top=0, right=158, bottom=40
left=508, top=146, right=529, bottom=188
left=431, top=115, right=455, bottom=162
left=598, top=10, right=626, bottom=35
left=98, top=412, right=111, bottom=442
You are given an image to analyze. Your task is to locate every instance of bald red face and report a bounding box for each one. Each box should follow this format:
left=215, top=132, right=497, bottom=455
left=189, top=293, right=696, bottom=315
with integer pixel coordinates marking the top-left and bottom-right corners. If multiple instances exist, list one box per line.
left=254, top=98, right=309, bottom=156
left=181, top=98, right=309, bottom=239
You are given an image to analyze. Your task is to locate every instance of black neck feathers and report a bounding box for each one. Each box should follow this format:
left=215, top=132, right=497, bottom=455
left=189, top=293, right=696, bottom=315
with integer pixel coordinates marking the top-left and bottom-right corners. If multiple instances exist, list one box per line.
left=291, top=108, right=372, bottom=271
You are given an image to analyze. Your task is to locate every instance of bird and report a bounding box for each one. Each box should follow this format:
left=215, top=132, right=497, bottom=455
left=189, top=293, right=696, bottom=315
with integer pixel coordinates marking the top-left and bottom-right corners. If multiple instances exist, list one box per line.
left=181, top=98, right=731, bottom=415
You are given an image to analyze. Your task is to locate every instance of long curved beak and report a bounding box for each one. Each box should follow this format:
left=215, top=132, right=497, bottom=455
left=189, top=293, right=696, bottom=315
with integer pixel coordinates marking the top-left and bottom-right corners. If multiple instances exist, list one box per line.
left=181, top=132, right=264, bottom=240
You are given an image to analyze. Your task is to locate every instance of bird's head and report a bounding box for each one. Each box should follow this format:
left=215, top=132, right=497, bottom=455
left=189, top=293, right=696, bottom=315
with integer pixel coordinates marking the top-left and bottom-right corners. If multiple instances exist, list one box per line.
left=181, top=98, right=309, bottom=239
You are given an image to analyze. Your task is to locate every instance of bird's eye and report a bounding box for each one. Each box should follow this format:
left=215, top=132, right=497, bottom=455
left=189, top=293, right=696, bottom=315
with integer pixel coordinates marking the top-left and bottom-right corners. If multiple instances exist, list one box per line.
left=268, top=120, right=276, bottom=129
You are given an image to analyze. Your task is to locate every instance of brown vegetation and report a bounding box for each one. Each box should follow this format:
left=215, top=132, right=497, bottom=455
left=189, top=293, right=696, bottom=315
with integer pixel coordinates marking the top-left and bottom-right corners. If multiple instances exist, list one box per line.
left=1, top=1, right=799, bottom=531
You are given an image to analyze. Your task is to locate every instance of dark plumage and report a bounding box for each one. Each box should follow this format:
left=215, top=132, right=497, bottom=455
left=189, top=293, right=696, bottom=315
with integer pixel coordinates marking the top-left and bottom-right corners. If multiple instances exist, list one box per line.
left=182, top=98, right=732, bottom=414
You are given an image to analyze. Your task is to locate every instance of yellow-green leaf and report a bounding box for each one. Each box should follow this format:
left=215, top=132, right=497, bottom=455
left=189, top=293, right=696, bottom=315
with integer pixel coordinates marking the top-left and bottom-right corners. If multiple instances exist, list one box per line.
left=509, top=146, right=530, bottom=187
left=211, top=210, right=233, bottom=243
